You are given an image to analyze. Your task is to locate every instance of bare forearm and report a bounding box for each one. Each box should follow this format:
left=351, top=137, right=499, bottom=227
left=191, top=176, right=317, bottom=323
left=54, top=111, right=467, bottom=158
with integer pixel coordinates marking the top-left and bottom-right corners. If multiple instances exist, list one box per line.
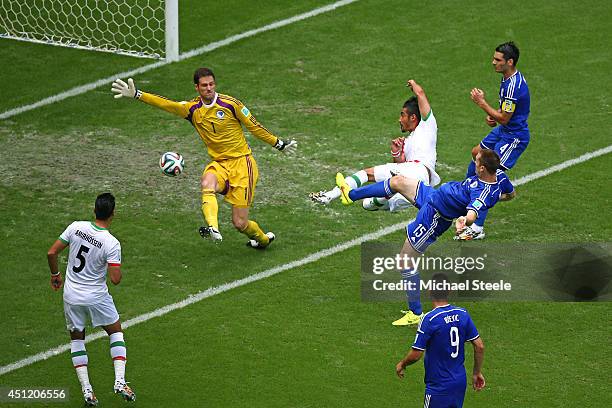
left=401, top=349, right=422, bottom=367
left=473, top=348, right=484, bottom=374
left=477, top=101, right=501, bottom=120
left=465, top=210, right=478, bottom=226
left=47, top=253, right=59, bottom=275
left=500, top=191, right=516, bottom=201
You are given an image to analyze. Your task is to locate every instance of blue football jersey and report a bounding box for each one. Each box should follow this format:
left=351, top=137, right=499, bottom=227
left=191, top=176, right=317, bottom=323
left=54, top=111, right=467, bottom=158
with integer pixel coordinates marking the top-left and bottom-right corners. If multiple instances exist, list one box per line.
left=429, top=169, right=513, bottom=219
left=499, top=71, right=530, bottom=133
left=412, top=304, right=480, bottom=394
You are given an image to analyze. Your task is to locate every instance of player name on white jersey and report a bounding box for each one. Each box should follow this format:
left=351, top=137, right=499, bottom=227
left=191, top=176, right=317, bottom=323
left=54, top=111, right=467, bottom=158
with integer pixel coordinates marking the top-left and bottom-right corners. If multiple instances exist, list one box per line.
left=74, top=230, right=103, bottom=249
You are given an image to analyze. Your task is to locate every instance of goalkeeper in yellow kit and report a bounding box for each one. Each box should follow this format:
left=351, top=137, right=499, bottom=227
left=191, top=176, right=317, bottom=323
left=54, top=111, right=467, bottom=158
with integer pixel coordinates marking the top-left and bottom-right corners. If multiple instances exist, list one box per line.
left=111, top=68, right=297, bottom=248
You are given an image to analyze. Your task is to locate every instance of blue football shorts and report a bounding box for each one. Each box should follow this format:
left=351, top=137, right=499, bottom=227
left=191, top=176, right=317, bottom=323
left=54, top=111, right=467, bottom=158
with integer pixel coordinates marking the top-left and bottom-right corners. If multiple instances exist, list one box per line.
left=405, top=182, right=453, bottom=253
left=423, top=391, right=465, bottom=408
left=480, top=126, right=530, bottom=170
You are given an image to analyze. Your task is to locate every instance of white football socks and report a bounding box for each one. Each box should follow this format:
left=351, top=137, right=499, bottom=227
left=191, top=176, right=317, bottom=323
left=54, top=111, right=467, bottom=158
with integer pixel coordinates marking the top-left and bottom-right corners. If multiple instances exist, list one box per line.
left=109, top=332, right=127, bottom=384
left=71, top=340, right=91, bottom=391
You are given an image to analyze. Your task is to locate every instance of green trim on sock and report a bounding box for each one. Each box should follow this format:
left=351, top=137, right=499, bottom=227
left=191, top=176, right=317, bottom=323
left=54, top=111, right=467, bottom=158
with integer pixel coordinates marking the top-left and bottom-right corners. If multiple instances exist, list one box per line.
left=349, top=174, right=362, bottom=187
left=110, top=341, right=126, bottom=348
left=71, top=350, right=87, bottom=357
left=372, top=197, right=385, bottom=207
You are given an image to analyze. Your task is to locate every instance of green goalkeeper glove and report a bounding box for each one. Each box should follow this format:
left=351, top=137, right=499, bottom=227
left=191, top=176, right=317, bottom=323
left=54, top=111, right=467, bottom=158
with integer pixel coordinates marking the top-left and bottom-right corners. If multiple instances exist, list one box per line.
left=274, top=139, right=298, bottom=155
left=111, top=78, right=141, bottom=99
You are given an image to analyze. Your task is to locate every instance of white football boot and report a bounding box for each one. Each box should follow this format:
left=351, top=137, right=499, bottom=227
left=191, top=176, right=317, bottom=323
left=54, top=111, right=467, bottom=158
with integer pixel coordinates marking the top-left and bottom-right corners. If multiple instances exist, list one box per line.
left=454, top=226, right=486, bottom=241
left=246, top=232, right=275, bottom=249
left=114, top=381, right=136, bottom=402
left=309, top=191, right=333, bottom=205
left=199, top=226, right=223, bottom=242
left=83, top=387, right=98, bottom=406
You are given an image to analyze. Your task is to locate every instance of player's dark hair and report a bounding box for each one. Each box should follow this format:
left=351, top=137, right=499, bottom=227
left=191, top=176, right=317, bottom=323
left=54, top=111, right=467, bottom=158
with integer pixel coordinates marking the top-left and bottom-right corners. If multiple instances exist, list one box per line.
left=479, top=149, right=501, bottom=173
left=95, top=192, right=115, bottom=220
left=495, top=41, right=520, bottom=66
left=430, top=273, right=450, bottom=301
left=403, top=97, right=421, bottom=121
left=194, top=67, right=215, bottom=84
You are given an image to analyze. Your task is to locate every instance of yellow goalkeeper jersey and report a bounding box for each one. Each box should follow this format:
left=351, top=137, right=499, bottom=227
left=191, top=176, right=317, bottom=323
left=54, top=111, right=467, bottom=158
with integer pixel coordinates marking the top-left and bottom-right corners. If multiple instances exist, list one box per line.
left=139, top=91, right=279, bottom=161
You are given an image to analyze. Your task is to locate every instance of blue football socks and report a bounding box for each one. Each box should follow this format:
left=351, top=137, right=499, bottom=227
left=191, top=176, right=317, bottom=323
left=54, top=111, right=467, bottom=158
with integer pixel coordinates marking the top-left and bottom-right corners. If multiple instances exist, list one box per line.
left=348, top=179, right=394, bottom=202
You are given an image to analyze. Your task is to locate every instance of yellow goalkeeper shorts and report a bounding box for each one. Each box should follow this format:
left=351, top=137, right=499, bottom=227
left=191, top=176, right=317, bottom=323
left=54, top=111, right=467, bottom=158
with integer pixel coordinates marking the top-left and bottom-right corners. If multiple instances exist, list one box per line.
left=204, top=154, right=258, bottom=208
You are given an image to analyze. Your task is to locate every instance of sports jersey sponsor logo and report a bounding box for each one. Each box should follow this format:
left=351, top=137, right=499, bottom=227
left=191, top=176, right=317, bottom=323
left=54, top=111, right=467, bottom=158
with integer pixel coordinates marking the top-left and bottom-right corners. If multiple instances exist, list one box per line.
left=501, top=99, right=515, bottom=113
left=241, top=106, right=250, bottom=117
left=216, top=110, right=225, bottom=119
left=471, top=199, right=484, bottom=210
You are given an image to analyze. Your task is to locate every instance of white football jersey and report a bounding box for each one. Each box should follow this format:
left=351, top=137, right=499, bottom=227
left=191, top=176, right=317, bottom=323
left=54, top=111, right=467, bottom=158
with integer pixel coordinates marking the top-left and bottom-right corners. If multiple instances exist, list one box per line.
left=59, top=221, right=121, bottom=305
left=402, top=110, right=440, bottom=186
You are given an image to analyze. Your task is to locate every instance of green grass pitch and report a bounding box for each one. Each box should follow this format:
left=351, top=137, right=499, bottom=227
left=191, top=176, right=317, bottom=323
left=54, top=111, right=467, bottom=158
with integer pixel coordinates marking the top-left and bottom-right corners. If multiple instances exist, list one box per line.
left=0, top=0, right=610, bottom=406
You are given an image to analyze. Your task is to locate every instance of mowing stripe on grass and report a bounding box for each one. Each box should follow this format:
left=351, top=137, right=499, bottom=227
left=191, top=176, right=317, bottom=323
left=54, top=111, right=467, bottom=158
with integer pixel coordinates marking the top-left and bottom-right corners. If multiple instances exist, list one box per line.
left=0, top=0, right=359, bottom=121
left=1, top=144, right=610, bottom=376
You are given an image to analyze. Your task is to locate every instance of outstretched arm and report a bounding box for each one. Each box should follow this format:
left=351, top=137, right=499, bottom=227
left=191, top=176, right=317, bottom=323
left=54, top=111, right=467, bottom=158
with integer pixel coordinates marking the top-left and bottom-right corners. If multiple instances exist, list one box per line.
left=112, top=78, right=191, bottom=119
left=236, top=102, right=298, bottom=154
left=407, top=80, right=431, bottom=119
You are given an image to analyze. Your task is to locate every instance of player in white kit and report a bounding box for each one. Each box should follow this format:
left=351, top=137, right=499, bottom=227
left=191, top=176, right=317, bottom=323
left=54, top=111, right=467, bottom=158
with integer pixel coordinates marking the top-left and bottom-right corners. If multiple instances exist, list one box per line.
left=310, top=80, right=440, bottom=212
left=47, top=193, right=135, bottom=406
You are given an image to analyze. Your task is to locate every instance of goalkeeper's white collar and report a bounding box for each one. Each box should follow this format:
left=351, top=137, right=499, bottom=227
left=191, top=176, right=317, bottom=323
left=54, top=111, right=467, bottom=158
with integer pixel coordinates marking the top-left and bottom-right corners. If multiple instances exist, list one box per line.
left=202, top=93, right=218, bottom=108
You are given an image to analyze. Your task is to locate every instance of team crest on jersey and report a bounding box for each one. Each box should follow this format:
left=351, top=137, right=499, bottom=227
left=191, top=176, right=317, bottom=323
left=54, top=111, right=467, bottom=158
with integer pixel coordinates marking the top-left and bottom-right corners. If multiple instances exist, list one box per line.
left=241, top=107, right=250, bottom=117
left=471, top=199, right=484, bottom=210
left=216, top=110, right=225, bottom=119
left=470, top=180, right=478, bottom=188
left=501, top=99, right=516, bottom=113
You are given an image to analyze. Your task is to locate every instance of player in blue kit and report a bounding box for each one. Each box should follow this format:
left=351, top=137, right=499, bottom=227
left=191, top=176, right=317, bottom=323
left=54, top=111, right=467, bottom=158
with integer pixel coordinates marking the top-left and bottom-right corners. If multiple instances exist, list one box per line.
left=336, top=149, right=515, bottom=325
left=459, top=41, right=530, bottom=240
left=396, top=273, right=486, bottom=407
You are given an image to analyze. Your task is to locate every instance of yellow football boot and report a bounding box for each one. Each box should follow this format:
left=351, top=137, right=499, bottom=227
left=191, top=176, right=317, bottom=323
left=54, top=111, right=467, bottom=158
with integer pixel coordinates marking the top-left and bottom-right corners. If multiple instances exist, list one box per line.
left=335, top=172, right=353, bottom=205
left=392, top=310, right=424, bottom=326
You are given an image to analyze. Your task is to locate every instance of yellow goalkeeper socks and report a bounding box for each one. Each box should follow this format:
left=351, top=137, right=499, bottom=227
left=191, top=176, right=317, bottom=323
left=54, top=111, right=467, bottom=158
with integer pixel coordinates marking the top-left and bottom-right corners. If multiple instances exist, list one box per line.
left=240, top=220, right=269, bottom=245
left=201, top=189, right=219, bottom=230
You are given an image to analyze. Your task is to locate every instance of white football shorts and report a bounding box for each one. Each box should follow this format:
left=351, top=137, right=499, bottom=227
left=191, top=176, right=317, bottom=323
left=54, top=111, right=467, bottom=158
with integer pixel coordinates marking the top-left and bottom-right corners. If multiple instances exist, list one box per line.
left=372, top=162, right=431, bottom=212
left=64, top=294, right=120, bottom=332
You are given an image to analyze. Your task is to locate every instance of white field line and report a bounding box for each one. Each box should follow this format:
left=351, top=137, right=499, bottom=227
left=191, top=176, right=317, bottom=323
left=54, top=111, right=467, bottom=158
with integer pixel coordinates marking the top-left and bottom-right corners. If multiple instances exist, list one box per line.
left=0, top=0, right=359, bottom=121
left=1, top=143, right=610, bottom=376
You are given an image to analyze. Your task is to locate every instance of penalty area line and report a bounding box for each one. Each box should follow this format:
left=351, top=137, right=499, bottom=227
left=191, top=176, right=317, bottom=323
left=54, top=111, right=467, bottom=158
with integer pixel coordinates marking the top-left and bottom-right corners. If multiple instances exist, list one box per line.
left=1, top=143, right=610, bottom=376
left=0, top=0, right=359, bottom=121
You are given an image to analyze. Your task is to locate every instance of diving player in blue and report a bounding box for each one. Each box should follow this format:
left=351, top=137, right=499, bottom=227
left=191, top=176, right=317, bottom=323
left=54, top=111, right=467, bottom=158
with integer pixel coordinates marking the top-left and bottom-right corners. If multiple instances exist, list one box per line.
left=460, top=41, right=530, bottom=240
left=396, top=273, right=486, bottom=408
left=335, top=149, right=515, bottom=325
